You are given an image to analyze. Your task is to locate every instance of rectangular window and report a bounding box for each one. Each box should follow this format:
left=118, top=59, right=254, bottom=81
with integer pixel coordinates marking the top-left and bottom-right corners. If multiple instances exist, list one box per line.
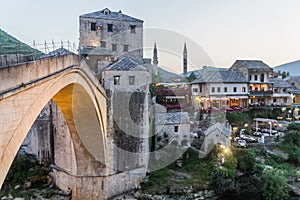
left=193, top=88, right=198, bottom=93
left=211, top=87, right=215, bottom=93
left=233, top=87, right=237, bottom=92
left=254, top=75, right=258, bottom=81
left=249, top=75, right=252, bottom=81
left=124, top=44, right=129, bottom=52
left=261, top=74, right=264, bottom=82
left=217, top=87, right=221, bottom=93
left=224, top=87, right=228, bottom=93
left=100, top=41, right=106, bottom=48
left=114, top=76, right=120, bottom=85
left=107, top=24, right=113, bottom=32
left=242, top=87, right=246, bottom=92
left=129, top=76, right=135, bottom=85
left=199, top=85, right=202, bottom=93
left=130, top=25, right=136, bottom=34
left=112, top=44, right=117, bottom=51
left=91, top=22, right=96, bottom=31
left=174, top=125, right=179, bottom=132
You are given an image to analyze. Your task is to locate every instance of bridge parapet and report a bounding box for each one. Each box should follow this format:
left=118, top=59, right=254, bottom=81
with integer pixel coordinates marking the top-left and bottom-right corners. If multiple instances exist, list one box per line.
left=0, top=54, right=80, bottom=93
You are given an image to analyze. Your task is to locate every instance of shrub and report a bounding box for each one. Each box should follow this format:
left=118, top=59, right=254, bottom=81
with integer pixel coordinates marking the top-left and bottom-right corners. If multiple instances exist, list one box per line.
left=232, top=148, right=256, bottom=174
left=287, top=123, right=300, bottom=131
left=261, top=169, right=289, bottom=200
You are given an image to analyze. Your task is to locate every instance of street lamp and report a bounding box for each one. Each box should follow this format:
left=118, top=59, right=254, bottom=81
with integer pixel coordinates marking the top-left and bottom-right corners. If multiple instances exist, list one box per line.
left=288, top=110, right=292, bottom=118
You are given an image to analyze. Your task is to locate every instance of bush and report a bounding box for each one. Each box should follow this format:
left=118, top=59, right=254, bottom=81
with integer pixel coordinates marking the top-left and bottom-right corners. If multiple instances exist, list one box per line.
left=221, top=154, right=238, bottom=178
left=232, top=148, right=256, bottom=174
left=261, top=169, right=289, bottom=200
left=287, top=123, right=300, bottom=131
left=282, top=131, right=300, bottom=165
left=210, top=154, right=237, bottom=195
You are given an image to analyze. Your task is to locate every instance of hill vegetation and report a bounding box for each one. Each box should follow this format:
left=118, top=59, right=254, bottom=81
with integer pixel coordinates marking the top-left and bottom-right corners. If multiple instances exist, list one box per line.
left=0, top=29, right=43, bottom=57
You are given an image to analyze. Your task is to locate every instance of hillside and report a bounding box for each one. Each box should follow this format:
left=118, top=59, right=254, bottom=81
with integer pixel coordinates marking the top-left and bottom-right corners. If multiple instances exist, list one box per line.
left=158, top=66, right=182, bottom=80
left=0, top=29, right=43, bottom=57
left=274, top=60, right=300, bottom=76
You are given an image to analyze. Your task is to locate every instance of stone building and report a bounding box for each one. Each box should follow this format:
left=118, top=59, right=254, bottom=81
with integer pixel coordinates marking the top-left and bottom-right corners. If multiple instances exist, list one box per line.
left=102, top=55, right=150, bottom=176
left=270, top=77, right=293, bottom=106
left=201, top=122, right=231, bottom=155
left=230, top=60, right=274, bottom=105
left=79, top=8, right=143, bottom=62
left=155, top=112, right=191, bottom=148
left=190, top=68, right=248, bottom=109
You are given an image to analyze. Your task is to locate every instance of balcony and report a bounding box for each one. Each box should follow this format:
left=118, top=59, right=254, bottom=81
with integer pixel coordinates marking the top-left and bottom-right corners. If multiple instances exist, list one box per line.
left=249, top=90, right=273, bottom=96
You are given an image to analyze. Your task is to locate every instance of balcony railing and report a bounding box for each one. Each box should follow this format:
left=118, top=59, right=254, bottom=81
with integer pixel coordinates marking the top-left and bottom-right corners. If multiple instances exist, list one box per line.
left=249, top=90, right=273, bottom=96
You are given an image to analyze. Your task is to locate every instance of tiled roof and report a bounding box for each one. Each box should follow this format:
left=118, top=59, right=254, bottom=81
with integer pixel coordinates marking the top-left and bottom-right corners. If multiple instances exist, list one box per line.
left=80, top=46, right=113, bottom=56
left=191, top=69, right=247, bottom=84
left=40, top=48, right=73, bottom=59
left=231, top=60, right=272, bottom=71
left=80, top=8, right=143, bottom=22
left=106, top=57, right=146, bottom=71
left=155, top=112, right=190, bottom=125
left=271, top=78, right=293, bottom=88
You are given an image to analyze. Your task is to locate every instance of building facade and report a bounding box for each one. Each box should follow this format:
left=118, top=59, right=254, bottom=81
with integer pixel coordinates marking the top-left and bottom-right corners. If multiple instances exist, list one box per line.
left=155, top=112, right=191, bottom=148
left=271, top=77, right=293, bottom=106
left=79, top=8, right=143, bottom=60
left=191, top=68, right=248, bottom=110
left=230, top=60, right=274, bottom=106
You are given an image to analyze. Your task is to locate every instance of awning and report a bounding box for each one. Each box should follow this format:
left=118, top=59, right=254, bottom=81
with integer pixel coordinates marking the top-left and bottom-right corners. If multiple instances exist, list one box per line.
left=253, top=118, right=278, bottom=123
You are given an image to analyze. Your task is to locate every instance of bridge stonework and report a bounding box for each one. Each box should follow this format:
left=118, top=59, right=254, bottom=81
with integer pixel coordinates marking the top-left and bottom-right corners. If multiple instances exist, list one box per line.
left=0, top=55, right=146, bottom=199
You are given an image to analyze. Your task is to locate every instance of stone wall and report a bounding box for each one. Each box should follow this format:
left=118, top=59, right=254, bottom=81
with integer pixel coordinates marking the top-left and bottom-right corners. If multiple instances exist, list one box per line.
left=20, top=105, right=51, bottom=163
left=0, top=54, right=35, bottom=67
left=53, top=166, right=146, bottom=199
left=79, top=14, right=143, bottom=59
left=106, top=90, right=149, bottom=174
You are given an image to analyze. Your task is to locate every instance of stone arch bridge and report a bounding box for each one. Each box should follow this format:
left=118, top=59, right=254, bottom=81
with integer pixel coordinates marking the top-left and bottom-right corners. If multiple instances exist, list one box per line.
left=0, top=54, right=145, bottom=199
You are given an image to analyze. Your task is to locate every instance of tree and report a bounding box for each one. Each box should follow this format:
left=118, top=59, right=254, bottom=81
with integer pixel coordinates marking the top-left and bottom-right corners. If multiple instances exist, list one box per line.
left=233, top=148, right=256, bottom=174
left=210, top=154, right=237, bottom=194
left=152, top=71, right=164, bottom=83
left=261, top=169, right=289, bottom=200
left=187, top=72, right=197, bottom=82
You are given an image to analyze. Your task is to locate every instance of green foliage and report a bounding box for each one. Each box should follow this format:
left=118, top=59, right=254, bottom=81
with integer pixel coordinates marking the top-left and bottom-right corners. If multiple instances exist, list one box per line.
left=152, top=72, right=165, bottom=83
left=287, top=122, right=300, bottom=131
left=226, top=111, right=250, bottom=126
left=210, top=154, right=237, bottom=195
left=1, top=153, right=48, bottom=194
left=221, top=154, right=238, bottom=178
left=261, top=169, right=289, bottom=200
left=0, top=29, right=43, bottom=57
left=210, top=167, right=235, bottom=194
left=187, top=72, right=197, bottom=82
left=232, top=148, right=256, bottom=174
left=248, top=108, right=282, bottom=120
left=282, top=131, right=300, bottom=164
left=142, top=168, right=172, bottom=189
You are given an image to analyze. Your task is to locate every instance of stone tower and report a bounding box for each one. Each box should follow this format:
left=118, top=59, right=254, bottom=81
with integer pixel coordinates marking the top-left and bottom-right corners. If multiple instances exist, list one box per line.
left=153, top=42, right=158, bottom=75
left=79, top=8, right=144, bottom=60
left=183, top=43, right=187, bottom=77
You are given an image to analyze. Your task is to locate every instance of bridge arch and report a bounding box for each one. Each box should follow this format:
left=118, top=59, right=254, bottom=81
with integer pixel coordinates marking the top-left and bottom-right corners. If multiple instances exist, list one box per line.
left=0, top=68, right=107, bottom=188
